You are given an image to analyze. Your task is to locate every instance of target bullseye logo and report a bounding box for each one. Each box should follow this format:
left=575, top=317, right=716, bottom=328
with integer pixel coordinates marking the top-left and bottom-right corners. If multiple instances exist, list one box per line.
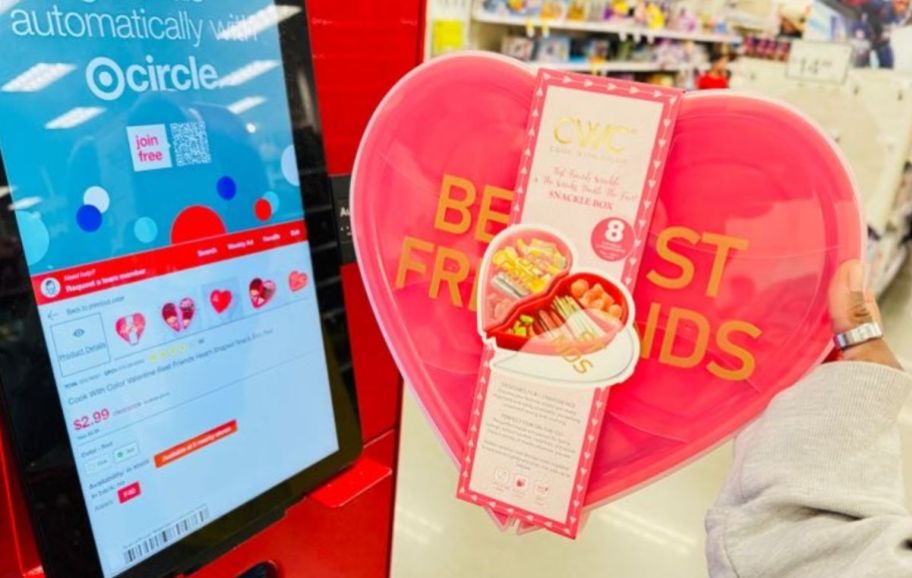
left=86, top=57, right=125, bottom=101
left=86, top=55, right=219, bottom=101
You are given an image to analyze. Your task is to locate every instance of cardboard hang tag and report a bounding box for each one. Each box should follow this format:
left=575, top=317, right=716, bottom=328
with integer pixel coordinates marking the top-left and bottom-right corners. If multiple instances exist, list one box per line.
left=457, top=71, right=682, bottom=538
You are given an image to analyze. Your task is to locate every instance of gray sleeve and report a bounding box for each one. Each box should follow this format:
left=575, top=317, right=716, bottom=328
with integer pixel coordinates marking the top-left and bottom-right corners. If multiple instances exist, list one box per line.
left=706, top=362, right=912, bottom=578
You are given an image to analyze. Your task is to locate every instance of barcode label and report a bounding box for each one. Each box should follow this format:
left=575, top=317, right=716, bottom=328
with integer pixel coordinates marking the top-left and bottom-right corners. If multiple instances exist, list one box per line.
left=123, top=506, right=210, bottom=566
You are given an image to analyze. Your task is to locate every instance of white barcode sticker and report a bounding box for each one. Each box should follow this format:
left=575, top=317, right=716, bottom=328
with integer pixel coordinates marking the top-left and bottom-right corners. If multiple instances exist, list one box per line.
left=123, top=506, right=210, bottom=566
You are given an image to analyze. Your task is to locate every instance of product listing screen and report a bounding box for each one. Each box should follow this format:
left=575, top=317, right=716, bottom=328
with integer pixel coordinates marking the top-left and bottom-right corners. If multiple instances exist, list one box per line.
left=0, top=1, right=338, bottom=576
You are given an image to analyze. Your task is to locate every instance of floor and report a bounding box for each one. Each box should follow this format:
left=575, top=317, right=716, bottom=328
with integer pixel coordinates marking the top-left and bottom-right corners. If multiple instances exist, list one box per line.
left=390, top=260, right=912, bottom=578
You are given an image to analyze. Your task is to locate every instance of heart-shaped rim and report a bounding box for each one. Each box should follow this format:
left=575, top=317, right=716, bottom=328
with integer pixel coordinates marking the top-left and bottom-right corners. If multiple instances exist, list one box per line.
left=580, top=91, right=863, bottom=509
left=352, top=52, right=537, bottom=474
left=351, top=52, right=863, bottom=515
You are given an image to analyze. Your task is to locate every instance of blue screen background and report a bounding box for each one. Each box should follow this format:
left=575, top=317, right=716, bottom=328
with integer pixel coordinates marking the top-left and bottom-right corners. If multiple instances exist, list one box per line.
left=0, top=0, right=308, bottom=272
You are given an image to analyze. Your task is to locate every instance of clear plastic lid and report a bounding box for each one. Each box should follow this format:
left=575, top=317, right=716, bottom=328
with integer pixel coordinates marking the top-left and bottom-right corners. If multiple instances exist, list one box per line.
left=352, top=53, right=863, bottom=513
left=585, top=91, right=863, bottom=506
left=352, top=53, right=536, bottom=466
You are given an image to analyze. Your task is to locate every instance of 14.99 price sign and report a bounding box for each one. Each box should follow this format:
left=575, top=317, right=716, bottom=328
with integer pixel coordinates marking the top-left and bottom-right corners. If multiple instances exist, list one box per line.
left=786, top=40, right=852, bottom=85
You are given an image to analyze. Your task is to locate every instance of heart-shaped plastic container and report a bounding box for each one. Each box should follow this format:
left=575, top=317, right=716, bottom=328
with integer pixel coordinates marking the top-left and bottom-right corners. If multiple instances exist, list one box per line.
left=351, top=53, right=863, bottom=517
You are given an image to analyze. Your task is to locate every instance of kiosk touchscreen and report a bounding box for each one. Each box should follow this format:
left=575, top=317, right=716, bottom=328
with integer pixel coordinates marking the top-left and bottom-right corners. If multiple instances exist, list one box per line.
left=0, top=2, right=361, bottom=577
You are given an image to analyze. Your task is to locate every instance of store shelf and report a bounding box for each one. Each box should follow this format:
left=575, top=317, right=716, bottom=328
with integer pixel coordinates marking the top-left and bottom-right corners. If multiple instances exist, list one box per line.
left=726, top=10, right=775, bottom=33
left=888, top=202, right=912, bottom=230
left=530, top=60, right=702, bottom=73
left=473, top=9, right=741, bottom=43
left=876, top=244, right=909, bottom=297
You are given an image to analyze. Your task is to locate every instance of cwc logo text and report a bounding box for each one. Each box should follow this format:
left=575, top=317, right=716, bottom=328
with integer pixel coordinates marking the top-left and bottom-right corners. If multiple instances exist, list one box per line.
left=552, top=117, right=634, bottom=154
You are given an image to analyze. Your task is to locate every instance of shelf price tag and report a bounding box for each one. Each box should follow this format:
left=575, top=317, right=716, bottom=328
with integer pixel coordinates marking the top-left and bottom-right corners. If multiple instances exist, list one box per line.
left=786, top=40, right=852, bottom=85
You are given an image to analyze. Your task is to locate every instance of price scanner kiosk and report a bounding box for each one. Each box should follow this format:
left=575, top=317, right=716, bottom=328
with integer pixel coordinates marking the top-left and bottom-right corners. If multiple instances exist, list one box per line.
left=0, top=1, right=418, bottom=577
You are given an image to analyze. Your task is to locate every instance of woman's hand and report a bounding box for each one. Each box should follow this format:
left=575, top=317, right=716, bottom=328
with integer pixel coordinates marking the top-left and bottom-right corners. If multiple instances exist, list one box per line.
left=829, top=260, right=901, bottom=369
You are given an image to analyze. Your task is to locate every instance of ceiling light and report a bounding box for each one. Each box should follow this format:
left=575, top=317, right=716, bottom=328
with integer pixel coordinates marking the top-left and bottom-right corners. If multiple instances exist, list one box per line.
left=228, top=96, right=267, bottom=114
left=0, top=0, right=20, bottom=15
left=45, top=107, right=105, bottom=130
left=9, top=196, right=41, bottom=211
left=216, top=61, right=280, bottom=88
left=215, top=5, right=301, bottom=41
left=3, top=63, right=76, bottom=93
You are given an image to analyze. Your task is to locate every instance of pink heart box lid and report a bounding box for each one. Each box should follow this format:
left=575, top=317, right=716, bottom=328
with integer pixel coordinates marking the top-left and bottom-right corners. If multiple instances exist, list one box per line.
left=352, top=53, right=536, bottom=465
left=586, top=91, right=863, bottom=506
left=351, top=53, right=863, bottom=510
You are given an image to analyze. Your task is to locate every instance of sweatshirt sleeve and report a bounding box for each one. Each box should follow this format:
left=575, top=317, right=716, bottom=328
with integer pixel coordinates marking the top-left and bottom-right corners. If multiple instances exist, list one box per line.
left=706, top=362, right=912, bottom=578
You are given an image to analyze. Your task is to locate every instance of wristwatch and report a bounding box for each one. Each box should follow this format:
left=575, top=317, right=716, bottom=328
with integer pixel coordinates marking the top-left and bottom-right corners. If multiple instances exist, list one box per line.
left=834, top=322, right=883, bottom=351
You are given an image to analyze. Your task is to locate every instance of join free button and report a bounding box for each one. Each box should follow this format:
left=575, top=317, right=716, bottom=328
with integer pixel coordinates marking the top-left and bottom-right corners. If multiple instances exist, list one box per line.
left=117, top=482, right=141, bottom=504
left=127, top=124, right=172, bottom=172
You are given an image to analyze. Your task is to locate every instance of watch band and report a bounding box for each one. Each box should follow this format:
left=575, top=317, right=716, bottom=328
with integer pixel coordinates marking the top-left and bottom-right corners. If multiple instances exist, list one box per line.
left=834, top=321, right=883, bottom=350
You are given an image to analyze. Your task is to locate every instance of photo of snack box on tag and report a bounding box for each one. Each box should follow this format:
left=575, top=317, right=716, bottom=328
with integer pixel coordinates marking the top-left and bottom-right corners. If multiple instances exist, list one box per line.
left=478, top=227, right=638, bottom=382
left=350, top=52, right=863, bottom=537
left=460, top=225, right=641, bottom=538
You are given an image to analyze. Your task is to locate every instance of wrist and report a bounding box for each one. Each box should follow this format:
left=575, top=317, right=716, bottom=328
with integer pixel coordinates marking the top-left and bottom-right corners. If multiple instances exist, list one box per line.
left=840, top=339, right=902, bottom=369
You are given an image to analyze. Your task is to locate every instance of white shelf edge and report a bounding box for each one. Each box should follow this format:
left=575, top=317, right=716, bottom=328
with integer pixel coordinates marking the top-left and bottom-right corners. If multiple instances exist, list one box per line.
left=529, top=60, right=704, bottom=73
left=876, top=244, right=909, bottom=298
left=473, top=9, right=741, bottom=44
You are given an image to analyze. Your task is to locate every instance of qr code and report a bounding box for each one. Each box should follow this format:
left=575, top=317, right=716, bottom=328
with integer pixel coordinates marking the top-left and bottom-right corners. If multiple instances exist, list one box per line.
left=170, top=121, right=212, bottom=167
